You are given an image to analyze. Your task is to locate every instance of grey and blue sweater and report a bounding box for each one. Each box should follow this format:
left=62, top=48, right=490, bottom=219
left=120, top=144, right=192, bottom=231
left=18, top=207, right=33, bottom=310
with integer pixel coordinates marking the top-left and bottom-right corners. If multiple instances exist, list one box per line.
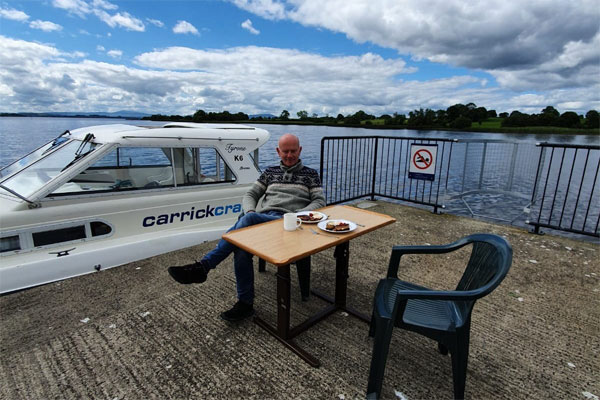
left=242, top=160, right=326, bottom=214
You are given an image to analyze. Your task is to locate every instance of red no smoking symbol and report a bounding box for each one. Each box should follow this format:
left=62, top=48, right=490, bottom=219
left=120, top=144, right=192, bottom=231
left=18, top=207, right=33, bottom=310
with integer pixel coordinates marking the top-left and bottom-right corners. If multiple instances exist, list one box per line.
left=413, top=149, right=433, bottom=170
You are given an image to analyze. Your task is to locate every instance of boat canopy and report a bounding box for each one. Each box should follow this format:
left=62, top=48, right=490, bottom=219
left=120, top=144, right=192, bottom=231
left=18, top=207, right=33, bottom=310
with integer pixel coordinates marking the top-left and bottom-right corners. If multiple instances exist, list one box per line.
left=0, top=123, right=270, bottom=203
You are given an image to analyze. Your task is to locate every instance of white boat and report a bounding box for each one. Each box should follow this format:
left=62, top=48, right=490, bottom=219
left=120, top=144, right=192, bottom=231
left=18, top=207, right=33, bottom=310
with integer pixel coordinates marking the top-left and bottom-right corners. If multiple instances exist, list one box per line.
left=0, top=122, right=270, bottom=294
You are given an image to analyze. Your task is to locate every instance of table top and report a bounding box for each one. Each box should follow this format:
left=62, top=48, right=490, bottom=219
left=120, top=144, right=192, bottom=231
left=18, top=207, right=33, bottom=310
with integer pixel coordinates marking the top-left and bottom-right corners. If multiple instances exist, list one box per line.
left=222, top=205, right=396, bottom=266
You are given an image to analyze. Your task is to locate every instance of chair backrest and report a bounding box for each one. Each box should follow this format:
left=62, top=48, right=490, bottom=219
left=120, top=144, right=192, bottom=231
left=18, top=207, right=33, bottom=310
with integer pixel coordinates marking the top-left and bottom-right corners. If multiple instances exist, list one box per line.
left=454, top=234, right=512, bottom=314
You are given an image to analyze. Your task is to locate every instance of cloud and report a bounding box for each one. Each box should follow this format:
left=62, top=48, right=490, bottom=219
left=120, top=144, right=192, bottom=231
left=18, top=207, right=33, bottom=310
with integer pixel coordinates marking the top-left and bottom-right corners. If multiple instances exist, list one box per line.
left=29, top=20, right=63, bottom=32
left=0, top=7, right=29, bottom=21
left=52, top=0, right=145, bottom=31
left=1, top=6, right=63, bottom=33
left=230, top=0, right=600, bottom=93
left=94, top=10, right=145, bottom=31
left=173, top=20, right=199, bottom=35
left=107, top=49, right=123, bottom=59
left=52, top=0, right=92, bottom=18
left=147, top=18, right=164, bottom=28
left=91, top=0, right=118, bottom=10
left=230, top=0, right=287, bottom=20
left=241, top=19, right=260, bottom=35
left=1, top=35, right=598, bottom=116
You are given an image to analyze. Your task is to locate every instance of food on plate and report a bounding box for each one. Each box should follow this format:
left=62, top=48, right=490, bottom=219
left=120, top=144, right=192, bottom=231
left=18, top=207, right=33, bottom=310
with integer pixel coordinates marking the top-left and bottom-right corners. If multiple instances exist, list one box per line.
left=325, top=221, right=350, bottom=231
left=298, top=212, right=323, bottom=222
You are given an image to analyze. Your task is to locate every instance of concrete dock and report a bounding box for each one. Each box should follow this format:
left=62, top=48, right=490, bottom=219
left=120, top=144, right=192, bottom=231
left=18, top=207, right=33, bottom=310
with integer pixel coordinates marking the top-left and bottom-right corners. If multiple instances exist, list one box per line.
left=1, top=201, right=598, bottom=399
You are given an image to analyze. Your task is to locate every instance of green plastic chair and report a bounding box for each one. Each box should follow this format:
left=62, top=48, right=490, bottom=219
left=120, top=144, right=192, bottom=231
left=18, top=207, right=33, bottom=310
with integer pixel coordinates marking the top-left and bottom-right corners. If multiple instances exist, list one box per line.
left=366, top=234, right=512, bottom=400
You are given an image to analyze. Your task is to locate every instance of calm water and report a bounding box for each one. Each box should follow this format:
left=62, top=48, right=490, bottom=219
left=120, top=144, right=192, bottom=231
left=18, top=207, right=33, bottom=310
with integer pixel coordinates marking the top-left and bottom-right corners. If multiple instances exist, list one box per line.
left=1, top=116, right=598, bottom=169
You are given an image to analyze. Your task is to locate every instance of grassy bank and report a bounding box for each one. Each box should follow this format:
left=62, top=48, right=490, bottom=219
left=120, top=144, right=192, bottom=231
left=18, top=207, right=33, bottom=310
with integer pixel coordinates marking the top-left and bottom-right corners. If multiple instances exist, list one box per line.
left=243, top=118, right=598, bottom=135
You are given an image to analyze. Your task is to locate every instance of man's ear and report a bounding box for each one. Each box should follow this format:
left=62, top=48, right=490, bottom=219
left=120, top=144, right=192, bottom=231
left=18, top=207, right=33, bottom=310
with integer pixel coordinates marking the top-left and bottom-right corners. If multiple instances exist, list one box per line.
left=298, top=146, right=302, bottom=154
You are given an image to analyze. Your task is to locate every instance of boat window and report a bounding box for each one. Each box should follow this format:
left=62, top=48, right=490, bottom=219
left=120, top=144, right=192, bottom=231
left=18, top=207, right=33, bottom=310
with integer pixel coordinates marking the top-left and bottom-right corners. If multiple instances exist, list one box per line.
left=90, top=221, right=112, bottom=237
left=51, top=147, right=175, bottom=194
left=50, top=145, right=236, bottom=195
left=175, top=147, right=236, bottom=186
left=1, top=235, right=21, bottom=253
left=0, top=134, right=70, bottom=180
left=32, top=225, right=86, bottom=247
left=1, top=139, right=98, bottom=198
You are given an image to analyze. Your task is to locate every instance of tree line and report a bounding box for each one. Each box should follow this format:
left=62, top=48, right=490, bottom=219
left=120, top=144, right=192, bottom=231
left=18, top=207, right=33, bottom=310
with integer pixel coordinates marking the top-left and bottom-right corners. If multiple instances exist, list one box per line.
left=144, top=103, right=599, bottom=130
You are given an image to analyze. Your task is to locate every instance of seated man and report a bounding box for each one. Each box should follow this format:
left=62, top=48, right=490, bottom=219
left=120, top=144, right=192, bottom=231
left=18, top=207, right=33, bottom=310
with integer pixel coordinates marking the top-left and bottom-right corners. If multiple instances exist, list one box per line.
left=168, top=133, right=326, bottom=322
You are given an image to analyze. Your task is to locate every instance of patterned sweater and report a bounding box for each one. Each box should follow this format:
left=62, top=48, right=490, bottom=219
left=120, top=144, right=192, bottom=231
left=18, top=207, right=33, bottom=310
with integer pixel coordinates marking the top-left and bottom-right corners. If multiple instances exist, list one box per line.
left=242, top=160, right=326, bottom=214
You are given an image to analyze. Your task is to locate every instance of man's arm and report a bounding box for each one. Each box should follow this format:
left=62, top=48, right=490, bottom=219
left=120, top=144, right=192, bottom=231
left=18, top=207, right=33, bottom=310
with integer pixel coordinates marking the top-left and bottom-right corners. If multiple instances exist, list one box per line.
left=242, top=181, right=266, bottom=213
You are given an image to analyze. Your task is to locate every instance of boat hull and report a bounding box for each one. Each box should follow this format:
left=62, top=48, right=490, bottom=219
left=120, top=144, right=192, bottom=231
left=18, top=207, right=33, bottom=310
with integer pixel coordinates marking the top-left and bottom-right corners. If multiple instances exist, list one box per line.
left=0, top=185, right=247, bottom=294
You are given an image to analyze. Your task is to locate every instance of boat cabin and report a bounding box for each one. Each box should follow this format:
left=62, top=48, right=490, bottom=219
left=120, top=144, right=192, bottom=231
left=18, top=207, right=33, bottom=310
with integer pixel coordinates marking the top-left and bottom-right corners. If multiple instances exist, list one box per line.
left=0, top=123, right=270, bottom=294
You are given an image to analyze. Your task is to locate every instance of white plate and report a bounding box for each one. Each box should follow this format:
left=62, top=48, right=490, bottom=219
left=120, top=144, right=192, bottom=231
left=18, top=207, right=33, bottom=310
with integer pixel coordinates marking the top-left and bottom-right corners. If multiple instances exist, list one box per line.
left=317, top=219, right=357, bottom=233
left=296, top=211, right=327, bottom=223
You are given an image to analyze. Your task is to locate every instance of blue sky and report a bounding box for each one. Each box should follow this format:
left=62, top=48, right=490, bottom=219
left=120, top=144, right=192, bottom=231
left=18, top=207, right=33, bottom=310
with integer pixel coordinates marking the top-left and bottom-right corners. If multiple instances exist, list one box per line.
left=0, top=0, right=598, bottom=117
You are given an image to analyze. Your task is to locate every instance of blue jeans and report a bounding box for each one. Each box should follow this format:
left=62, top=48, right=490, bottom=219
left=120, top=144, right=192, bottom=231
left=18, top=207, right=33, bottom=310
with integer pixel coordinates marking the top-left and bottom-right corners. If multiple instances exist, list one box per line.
left=201, top=211, right=284, bottom=304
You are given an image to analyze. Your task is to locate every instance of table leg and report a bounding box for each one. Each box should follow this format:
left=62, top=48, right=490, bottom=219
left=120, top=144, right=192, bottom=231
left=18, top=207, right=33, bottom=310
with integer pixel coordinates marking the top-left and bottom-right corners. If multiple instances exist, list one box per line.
left=253, top=264, right=321, bottom=367
left=311, top=242, right=371, bottom=324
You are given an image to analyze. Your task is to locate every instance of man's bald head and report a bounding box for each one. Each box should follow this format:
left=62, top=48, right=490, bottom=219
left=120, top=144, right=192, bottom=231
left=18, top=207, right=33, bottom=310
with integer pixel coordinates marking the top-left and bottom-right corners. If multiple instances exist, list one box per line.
left=276, top=133, right=302, bottom=167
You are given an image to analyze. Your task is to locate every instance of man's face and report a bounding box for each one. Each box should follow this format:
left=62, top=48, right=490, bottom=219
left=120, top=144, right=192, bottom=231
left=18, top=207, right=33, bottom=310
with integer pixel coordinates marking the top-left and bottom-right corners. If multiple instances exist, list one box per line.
left=276, top=135, right=302, bottom=167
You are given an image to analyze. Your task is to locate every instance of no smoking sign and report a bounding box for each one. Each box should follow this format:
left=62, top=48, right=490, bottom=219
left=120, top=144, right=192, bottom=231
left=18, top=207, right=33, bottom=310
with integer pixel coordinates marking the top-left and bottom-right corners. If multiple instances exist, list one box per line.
left=409, top=144, right=437, bottom=181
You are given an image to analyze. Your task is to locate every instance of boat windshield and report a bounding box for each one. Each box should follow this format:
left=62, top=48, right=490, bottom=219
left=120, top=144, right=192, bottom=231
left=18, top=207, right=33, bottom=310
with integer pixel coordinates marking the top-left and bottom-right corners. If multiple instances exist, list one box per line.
left=0, top=139, right=99, bottom=199
left=0, top=136, right=69, bottom=180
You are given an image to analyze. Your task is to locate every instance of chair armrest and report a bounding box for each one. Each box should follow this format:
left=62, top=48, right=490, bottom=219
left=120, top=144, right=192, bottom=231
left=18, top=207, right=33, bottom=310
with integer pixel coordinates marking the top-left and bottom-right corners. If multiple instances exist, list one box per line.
left=386, top=237, right=472, bottom=278
left=395, top=287, right=488, bottom=302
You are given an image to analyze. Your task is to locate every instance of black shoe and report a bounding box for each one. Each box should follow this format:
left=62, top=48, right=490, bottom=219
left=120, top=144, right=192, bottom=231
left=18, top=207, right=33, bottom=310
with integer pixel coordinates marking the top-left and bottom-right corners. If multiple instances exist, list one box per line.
left=220, top=300, right=254, bottom=322
left=168, top=260, right=208, bottom=284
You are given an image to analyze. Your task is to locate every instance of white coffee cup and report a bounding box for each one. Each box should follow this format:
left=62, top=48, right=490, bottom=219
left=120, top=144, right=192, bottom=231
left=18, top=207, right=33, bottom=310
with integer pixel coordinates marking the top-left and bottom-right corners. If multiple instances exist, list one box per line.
left=283, top=213, right=302, bottom=231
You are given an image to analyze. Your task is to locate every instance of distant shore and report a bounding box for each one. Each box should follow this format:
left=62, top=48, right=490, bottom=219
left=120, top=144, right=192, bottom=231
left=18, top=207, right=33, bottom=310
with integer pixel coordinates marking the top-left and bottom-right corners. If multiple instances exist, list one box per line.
left=2, top=113, right=597, bottom=135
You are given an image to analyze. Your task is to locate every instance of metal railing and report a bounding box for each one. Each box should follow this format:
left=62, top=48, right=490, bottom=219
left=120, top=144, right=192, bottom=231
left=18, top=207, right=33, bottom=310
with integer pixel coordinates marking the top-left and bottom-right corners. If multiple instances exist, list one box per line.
left=320, top=136, right=455, bottom=213
left=528, top=143, right=600, bottom=237
left=320, top=136, right=600, bottom=238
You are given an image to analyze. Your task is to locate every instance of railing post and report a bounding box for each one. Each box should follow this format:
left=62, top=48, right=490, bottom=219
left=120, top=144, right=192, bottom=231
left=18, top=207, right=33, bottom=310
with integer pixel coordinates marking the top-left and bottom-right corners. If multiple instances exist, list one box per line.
left=370, top=138, right=379, bottom=201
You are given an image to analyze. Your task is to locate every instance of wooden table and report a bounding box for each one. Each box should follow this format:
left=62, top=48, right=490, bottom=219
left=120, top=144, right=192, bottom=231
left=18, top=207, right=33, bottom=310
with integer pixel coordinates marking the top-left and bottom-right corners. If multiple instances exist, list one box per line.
left=222, top=205, right=396, bottom=367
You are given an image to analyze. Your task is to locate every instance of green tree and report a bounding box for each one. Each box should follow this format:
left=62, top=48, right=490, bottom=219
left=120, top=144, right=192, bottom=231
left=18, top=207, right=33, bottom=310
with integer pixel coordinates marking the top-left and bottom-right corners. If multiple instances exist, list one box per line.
left=280, top=110, right=290, bottom=120
left=297, top=110, right=308, bottom=119
left=585, top=110, right=599, bottom=129
left=541, top=106, right=560, bottom=117
left=558, top=111, right=581, bottom=128
left=450, top=115, right=472, bottom=129
left=193, top=109, right=207, bottom=122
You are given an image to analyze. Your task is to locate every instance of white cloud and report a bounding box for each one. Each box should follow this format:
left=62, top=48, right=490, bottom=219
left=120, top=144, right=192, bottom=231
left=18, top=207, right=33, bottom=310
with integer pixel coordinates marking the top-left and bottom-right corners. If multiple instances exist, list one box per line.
left=230, top=0, right=287, bottom=20
left=173, top=20, right=199, bottom=35
left=96, top=45, right=105, bottom=51
left=29, top=20, right=63, bottom=32
left=91, top=0, right=118, bottom=10
left=94, top=10, right=145, bottom=31
left=52, top=0, right=92, bottom=17
left=107, top=49, right=123, bottom=59
left=241, top=19, right=260, bottom=35
left=1, top=35, right=598, bottom=116
left=147, top=18, right=164, bottom=28
left=52, top=0, right=145, bottom=31
left=0, top=7, right=29, bottom=21
left=231, top=0, right=600, bottom=94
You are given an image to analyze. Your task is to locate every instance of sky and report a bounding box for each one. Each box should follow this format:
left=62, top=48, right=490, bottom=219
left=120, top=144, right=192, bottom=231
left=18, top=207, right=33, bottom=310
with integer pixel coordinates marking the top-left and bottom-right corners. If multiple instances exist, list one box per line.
left=0, top=0, right=598, bottom=117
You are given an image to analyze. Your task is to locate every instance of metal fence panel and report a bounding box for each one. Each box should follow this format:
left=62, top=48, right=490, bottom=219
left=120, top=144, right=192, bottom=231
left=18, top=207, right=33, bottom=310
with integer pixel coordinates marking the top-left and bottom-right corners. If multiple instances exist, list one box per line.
left=529, top=143, right=600, bottom=237
left=320, top=136, right=600, bottom=238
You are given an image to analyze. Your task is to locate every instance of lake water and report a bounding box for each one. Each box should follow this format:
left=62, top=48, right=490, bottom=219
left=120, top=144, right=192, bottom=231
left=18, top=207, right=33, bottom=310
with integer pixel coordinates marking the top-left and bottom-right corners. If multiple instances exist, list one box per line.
left=1, top=117, right=598, bottom=239
left=1, top=116, right=598, bottom=169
